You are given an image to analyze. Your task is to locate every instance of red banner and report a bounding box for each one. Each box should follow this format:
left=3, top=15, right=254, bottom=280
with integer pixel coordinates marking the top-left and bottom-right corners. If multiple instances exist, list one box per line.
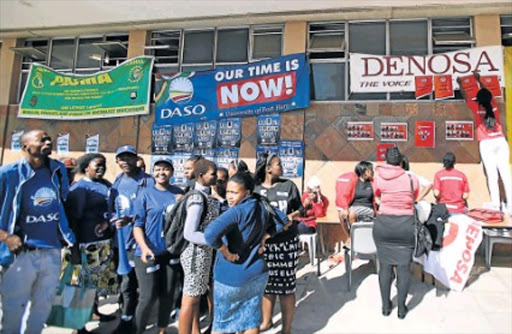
left=415, top=76, right=433, bottom=99
left=415, top=121, right=435, bottom=148
left=434, top=75, right=454, bottom=100
left=481, top=75, right=502, bottom=98
left=458, top=75, right=480, bottom=100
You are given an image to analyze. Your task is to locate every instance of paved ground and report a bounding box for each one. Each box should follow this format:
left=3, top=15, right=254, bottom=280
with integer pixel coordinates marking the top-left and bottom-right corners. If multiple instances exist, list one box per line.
left=44, top=251, right=512, bottom=334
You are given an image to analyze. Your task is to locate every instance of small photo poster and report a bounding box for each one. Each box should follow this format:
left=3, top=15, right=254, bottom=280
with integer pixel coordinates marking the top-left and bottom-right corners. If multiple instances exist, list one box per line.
left=415, top=121, right=435, bottom=148
left=216, top=148, right=239, bottom=169
left=434, top=74, right=454, bottom=100
left=256, top=145, right=279, bottom=162
left=458, top=75, right=479, bottom=100
left=172, top=123, right=195, bottom=151
left=11, top=130, right=24, bottom=152
left=57, top=133, right=70, bottom=155
left=152, top=124, right=173, bottom=154
left=376, top=143, right=396, bottom=162
left=346, top=122, right=374, bottom=141
left=195, top=120, right=217, bottom=149
left=446, top=121, right=474, bottom=141
left=170, top=152, right=192, bottom=186
left=380, top=122, right=408, bottom=142
left=217, top=118, right=241, bottom=148
left=481, top=75, right=502, bottom=98
left=415, top=75, right=433, bottom=99
left=85, top=134, right=99, bottom=154
left=257, top=114, right=281, bottom=146
left=193, top=148, right=216, bottom=162
left=279, top=140, right=304, bottom=178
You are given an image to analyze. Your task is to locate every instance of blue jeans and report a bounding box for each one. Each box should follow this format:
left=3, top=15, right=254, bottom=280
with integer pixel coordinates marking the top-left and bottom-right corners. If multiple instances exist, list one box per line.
left=0, top=248, right=61, bottom=334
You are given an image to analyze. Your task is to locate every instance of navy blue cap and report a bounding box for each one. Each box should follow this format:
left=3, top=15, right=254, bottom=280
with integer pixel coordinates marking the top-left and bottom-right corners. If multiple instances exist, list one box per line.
left=115, top=145, right=137, bottom=157
left=153, top=156, right=173, bottom=167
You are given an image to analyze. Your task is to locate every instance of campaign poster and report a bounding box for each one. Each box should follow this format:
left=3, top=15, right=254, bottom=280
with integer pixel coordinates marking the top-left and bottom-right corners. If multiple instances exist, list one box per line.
left=434, top=75, right=454, bottom=100
left=154, top=53, right=309, bottom=125
left=481, top=75, right=502, bottom=98
left=458, top=75, right=480, bottom=100
left=170, top=152, right=192, bottom=186
left=172, top=123, right=195, bottom=151
left=151, top=124, right=173, bottom=154
left=415, top=75, right=433, bottom=99
left=256, top=145, right=279, bottom=162
left=195, top=120, right=217, bottom=149
left=415, top=121, right=435, bottom=148
left=193, top=148, right=216, bottom=162
left=217, top=118, right=241, bottom=148
left=57, top=133, right=70, bottom=155
left=85, top=134, right=99, bottom=153
left=216, top=148, right=239, bottom=169
left=380, top=122, right=408, bottom=142
left=346, top=122, right=374, bottom=141
left=446, top=121, right=474, bottom=141
left=257, top=114, right=281, bottom=146
left=376, top=143, right=396, bottom=162
left=11, top=130, right=24, bottom=152
left=279, top=140, right=304, bottom=178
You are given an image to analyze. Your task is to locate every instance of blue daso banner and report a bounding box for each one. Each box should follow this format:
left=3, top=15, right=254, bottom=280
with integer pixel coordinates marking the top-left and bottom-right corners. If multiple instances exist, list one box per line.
left=154, top=53, right=309, bottom=125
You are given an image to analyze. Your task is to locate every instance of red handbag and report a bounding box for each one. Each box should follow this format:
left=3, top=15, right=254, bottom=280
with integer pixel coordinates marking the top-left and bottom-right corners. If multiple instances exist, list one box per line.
left=467, top=208, right=504, bottom=223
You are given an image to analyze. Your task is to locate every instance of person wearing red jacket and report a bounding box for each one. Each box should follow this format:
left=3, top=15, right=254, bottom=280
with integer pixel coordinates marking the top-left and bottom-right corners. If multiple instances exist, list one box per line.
left=298, top=176, right=329, bottom=234
left=335, top=161, right=376, bottom=247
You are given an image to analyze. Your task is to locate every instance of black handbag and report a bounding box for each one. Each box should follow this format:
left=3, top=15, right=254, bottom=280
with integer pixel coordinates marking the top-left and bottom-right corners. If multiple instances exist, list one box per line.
left=408, top=175, right=433, bottom=257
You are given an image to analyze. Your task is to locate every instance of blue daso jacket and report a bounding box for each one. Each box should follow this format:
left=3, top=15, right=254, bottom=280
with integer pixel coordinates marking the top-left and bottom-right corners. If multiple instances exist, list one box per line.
left=0, top=157, right=76, bottom=267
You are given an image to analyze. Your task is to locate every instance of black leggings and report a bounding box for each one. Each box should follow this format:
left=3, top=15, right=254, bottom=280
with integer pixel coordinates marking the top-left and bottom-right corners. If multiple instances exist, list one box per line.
left=134, top=253, right=183, bottom=333
left=378, top=263, right=410, bottom=311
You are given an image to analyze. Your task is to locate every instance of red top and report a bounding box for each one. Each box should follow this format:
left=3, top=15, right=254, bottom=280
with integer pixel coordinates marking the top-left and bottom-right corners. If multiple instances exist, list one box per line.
left=464, top=96, right=503, bottom=141
left=298, top=192, right=329, bottom=229
left=335, top=171, right=377, bottom=213
left=433, top=168, right=470, bottom=213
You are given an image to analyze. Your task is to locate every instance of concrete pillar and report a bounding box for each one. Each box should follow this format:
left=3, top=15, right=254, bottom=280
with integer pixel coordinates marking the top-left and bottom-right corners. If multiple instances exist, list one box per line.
left=0, top=38, right=23, bottom=106
left=284, top=21, right=307, bottom=55
left=474, top=14, right=501, bottom=47
left=127, top=30, right=149, bottom=59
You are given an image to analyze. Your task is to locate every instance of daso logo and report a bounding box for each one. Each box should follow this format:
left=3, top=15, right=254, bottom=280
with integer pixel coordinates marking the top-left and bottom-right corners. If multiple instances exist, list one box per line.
left=31, top=187, right=57, bottom=207
left=161, top=74, right=206, bottom=119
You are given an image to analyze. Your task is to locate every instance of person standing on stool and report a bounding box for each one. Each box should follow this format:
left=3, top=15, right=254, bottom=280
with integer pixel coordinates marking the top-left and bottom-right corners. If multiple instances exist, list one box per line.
left=372, top=147, right=419, bottom=319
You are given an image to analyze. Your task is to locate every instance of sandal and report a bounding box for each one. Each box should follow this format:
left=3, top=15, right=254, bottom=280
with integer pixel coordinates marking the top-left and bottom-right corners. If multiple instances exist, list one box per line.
left=328, top=254, right=344, bottom=268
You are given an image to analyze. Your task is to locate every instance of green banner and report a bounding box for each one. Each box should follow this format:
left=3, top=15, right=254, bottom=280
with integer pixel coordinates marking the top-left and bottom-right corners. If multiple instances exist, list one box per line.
left=19, top=56, right=154, bottom=120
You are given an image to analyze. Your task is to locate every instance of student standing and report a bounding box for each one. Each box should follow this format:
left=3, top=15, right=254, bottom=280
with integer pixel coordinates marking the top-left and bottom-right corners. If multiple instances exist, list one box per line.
left=132, top=157, right=183, bottom=334
left=254, top=153, right=303, bottom=334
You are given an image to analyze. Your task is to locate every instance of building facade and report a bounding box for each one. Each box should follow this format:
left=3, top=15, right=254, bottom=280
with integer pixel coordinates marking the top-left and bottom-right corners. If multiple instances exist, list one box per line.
left=1, top=1, right=511, bottom=227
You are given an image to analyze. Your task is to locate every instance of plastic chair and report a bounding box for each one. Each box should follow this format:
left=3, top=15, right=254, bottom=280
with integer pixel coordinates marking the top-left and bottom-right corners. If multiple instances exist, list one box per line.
left=344, top=221, right=378, bottom=290
left=299, top=233, right=317, bottom=266
left=484, top=228, right=512, bottom=269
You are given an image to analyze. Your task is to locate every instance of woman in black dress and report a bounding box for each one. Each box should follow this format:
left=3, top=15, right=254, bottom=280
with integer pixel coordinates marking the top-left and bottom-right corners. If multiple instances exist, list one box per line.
left=254, top=153, right=303, bottom=334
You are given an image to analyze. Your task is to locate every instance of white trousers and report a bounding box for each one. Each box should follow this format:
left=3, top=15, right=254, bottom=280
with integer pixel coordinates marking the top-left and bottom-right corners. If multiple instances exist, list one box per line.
left=479, top=137, right=512, bottom=213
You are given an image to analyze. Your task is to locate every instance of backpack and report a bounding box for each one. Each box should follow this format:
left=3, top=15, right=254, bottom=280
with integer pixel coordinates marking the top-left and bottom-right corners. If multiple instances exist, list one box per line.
left=252, top=192, right=286, bottom=235
left=163, top=190, right=208, bottom=256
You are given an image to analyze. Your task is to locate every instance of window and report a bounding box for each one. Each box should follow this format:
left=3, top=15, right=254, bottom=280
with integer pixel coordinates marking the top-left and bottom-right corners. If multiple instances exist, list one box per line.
left=148, top=24, right=283, bottom=74
left=432, top=17, right=474, bottom=54
left=16, top=33, right=128, bottom=102
left=251, top=25, right=283, bottom=60
left=501, top=15, right=512, bottom=46
left=309, top=17, right=471, bottom=101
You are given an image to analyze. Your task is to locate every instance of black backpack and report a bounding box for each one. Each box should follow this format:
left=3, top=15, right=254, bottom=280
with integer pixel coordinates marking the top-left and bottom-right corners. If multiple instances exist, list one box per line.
left=163, top=190, right=208, bottom=256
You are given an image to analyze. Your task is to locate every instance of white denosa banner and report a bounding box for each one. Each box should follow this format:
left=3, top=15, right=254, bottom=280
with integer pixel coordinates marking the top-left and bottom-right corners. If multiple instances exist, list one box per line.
left=350, top=45, right=504, bottom=93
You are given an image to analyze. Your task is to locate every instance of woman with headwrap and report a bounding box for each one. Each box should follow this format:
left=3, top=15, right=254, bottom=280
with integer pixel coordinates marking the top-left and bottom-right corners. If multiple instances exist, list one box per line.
left=253, top=153, right=303, bottom=334
left=373, top=147, right=419, bottom=319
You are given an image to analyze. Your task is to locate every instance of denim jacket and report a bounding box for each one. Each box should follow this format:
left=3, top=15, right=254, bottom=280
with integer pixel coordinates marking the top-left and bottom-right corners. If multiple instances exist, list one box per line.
left=0, top=158, right=76, bottom=267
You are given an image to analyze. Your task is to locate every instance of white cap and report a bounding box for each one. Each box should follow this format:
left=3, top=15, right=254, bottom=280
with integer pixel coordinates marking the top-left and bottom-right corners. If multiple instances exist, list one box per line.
left=307, top=175, right=321, bottom=189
